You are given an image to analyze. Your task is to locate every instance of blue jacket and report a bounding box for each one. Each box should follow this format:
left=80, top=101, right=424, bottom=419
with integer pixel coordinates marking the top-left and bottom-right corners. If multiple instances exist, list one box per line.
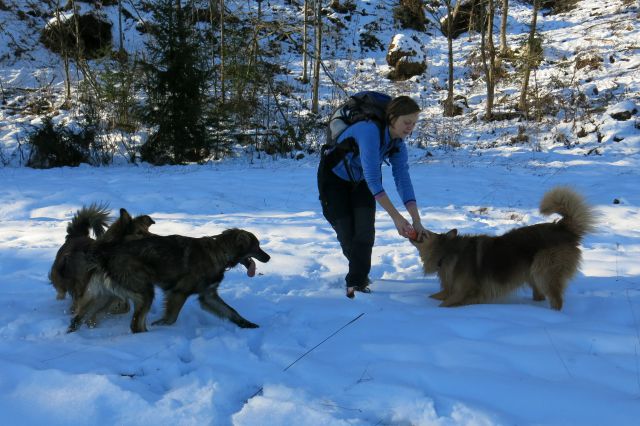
left=331, top=120, right=416, bottom=205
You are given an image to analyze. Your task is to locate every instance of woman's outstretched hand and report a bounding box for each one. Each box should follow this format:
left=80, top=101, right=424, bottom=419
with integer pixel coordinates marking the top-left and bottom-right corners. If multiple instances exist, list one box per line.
left=394, top=216, right=420, bottom=240
left=399, top=220, right=425, bottom=240
left=412, top=221, right=426, bottom=239
left=393, top=216, right=412, bottom=238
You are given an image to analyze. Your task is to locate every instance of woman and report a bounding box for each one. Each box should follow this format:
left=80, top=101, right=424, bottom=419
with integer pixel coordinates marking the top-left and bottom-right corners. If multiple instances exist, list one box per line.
left=318, top=95, right=425, bottom=298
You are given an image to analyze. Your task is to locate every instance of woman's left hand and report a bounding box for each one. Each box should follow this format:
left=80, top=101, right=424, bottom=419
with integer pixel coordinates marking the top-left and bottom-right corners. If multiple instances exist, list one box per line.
left=393, top=215, right=412, bottom=237
left=412, top=221, right=426, bottom=238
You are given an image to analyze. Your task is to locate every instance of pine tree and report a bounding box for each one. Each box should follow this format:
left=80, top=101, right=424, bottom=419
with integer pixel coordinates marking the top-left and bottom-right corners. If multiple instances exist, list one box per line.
left=141, top=0, right=214, bottom=164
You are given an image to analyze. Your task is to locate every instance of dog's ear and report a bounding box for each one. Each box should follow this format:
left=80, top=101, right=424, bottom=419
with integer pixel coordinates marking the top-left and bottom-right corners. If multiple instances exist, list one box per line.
left=235, top=229, right=252, bottom=249
left=445, top=229, right=458, bottom=239
left=119, top=208, right=132, bottom=224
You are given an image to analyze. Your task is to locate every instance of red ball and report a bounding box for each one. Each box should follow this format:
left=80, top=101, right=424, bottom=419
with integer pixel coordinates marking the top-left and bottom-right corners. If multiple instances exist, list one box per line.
left=407, top=229, right=417, bottom=240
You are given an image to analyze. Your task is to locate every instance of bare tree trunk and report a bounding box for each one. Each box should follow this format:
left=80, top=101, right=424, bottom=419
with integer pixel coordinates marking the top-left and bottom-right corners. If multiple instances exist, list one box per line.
left=219, top=0, right=225, bottom=103
left=208, top=0, right=218, bottom=99
left=71, top=0, right=82, bottom=109
left=487, top=0, right=496, bottom=119
left=302, top=0, right=309, bottom=83
left=311, top=0, right=322, bottom=114
left=481, top=0, right=496, bottom=120
left=499, top=0, right=508, bottom=55
left=118, top=0, right=124, bottom=53
left=518, top=0, right=539, bottom=115
left=0, top=79, right=6, bottom=105
left=245, top=0, right=261, bottom=103
left=72, top=0, right=80, bottom=59
left=442, top=0, right=460, bottom=116
left=54, top=0, right=72, bottom=106
left=72, top=0, right=87, bottom=100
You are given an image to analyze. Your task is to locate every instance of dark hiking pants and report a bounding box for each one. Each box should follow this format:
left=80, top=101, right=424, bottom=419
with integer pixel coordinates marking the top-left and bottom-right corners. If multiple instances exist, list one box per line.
left=318, top=156, right=376, bottom=288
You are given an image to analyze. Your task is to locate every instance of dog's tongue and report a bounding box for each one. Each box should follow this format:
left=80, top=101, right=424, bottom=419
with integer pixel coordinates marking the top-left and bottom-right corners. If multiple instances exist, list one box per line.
left=246, top=258, right=256, bottom=277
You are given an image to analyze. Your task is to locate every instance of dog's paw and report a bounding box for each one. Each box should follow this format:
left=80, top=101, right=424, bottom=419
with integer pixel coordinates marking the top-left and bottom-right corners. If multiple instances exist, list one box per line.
left=239, top=320, right=259, bottom=329
left=67, top=317, right=82, bottom=333
left=151, top=318, right=176, bottom=326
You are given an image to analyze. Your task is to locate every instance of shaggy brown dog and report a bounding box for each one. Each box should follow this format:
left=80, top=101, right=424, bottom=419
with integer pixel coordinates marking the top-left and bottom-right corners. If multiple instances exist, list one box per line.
left=68, top=228, right=271, bottom=333
left=50, top=203, right=110, bottom=303
left=50, top=206, right=155, bottom=316
left=411, top=187, right=596, bottom=310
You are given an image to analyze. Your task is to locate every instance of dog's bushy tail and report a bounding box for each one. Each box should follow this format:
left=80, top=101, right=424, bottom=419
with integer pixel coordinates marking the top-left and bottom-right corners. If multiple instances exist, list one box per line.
left=66, top=202, right=110, bottom=240
left=540, top=187, right=596, bottom=239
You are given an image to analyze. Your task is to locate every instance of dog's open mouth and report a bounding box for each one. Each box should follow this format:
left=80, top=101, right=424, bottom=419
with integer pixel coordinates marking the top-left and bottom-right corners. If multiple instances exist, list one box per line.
left=240, top=249, right=270, bottom=277
left=241, top=257, right=257, bottom=277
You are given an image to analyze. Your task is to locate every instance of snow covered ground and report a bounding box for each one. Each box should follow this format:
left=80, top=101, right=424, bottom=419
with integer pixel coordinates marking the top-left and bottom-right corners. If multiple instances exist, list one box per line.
left=1, top=144, right=639, bottom=425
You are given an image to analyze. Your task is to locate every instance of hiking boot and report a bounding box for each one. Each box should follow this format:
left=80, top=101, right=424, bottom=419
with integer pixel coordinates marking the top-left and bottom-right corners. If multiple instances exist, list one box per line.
left=346, top=287, right=356, bottom=299
left=346, top=284, right=371, bottom=299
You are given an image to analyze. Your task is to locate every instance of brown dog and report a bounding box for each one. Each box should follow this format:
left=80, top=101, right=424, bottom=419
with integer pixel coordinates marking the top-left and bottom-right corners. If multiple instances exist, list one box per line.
left=68, top=228, right=271, bottom=333
left=50, top=203, right=110, bottom=304
left=50, top=206, right=155, bottom=317
left=411, top=187, right=596, bottom=310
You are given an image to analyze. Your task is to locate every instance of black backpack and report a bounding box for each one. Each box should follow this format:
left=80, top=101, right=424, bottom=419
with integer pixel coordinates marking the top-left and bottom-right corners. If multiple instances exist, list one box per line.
left=322, top=91, right=392, bottom=158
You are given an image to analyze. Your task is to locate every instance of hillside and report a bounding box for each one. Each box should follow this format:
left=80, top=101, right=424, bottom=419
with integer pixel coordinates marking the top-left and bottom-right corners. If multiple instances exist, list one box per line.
left=1, top=0, right=638, bottom=164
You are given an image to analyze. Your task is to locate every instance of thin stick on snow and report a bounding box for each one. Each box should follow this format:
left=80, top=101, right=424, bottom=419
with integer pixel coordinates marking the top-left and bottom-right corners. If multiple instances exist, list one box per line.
left=283, top=312, right=365, bottom=372
left=545, top=328, right=573, bottom=379
left=626, top=289, right=640, bottom=395
left=247, top=312, right=365, bottom=400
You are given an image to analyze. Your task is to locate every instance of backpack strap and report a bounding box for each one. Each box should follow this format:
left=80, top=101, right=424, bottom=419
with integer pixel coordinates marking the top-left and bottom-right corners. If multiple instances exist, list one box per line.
left=328, top=122, right=387, bottom=185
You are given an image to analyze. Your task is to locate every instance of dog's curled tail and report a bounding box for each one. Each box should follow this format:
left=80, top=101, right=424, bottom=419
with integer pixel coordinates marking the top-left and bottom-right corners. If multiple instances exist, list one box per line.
left=66, top=202, right=111, bottom=240
left=540, top=187, right=596, bottom=238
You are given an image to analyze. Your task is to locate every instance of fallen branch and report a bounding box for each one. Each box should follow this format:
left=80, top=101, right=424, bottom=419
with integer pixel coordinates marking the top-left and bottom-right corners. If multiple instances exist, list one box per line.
left=247, top=312, right=365, bottom=400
